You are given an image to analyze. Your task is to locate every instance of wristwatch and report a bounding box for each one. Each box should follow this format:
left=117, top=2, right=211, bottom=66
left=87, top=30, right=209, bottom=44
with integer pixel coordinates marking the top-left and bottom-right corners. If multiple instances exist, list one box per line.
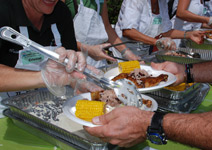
left=147, top=111, right=167, bottom=145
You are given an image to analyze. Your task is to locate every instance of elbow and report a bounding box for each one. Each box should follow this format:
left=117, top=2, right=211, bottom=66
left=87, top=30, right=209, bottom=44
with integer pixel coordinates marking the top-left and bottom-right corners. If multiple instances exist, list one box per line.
left=176, top=11, right=185, bottom=19
left=122, top=29, right=131, bottom=38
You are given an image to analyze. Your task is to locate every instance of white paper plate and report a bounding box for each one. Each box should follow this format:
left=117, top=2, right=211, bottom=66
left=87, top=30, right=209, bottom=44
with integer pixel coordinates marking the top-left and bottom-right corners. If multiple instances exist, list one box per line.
left=63, top=92, right=158, bottom=127
left=104, top=65, right=177, bottom=93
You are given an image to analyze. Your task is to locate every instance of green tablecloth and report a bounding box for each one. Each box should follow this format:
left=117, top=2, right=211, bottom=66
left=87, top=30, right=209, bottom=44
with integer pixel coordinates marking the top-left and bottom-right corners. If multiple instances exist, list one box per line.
left=0, top=86, right=212, bottom=150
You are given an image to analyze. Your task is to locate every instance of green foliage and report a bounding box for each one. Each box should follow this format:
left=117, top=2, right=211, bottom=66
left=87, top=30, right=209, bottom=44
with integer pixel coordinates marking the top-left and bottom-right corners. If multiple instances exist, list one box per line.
left=107, top=0, right=123, bottom=24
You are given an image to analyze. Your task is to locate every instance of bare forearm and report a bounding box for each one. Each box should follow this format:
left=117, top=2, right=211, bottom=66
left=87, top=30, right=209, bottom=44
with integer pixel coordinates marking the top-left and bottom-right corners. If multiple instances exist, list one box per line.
left=163, top=112, right=212, bottom=149
left=177, top=0, right=209, bottom=24
left=192, top=62, right=212, bottom=83
left=123, top=29, right=157, bottom=45
left=177, top=10, right=209, bottom=24
left=162, top=29, right=185, bottom=39
left=0, top=64, right=45, bottom=92
left=101, top=1, right=127, bottom=52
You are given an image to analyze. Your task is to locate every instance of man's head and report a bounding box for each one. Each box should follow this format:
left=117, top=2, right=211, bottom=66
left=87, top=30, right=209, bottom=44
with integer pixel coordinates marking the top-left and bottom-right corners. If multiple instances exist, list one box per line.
left=22, top=0, right=59, bottom=15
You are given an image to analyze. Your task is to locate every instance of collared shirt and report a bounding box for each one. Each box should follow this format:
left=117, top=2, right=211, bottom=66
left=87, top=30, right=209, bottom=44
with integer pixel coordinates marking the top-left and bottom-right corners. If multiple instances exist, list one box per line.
left=0, top=0, right=77, bottom=67
left=115, top=0, right=172, bottom=38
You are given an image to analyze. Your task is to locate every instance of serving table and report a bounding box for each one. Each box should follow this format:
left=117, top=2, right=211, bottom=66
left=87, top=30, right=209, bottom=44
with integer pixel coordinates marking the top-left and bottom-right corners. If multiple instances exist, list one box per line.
left=0, top=86, right=211, bottom=150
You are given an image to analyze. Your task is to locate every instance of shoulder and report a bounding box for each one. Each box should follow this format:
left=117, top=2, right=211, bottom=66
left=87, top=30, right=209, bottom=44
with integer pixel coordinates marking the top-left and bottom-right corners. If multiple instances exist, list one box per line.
left=0, top=0, right=18, bottom=26
left=55, top=1, right=71, bottom=12
left=52, top=1, right=73, bottom=18
left=0, top=0, right=11, bottom=10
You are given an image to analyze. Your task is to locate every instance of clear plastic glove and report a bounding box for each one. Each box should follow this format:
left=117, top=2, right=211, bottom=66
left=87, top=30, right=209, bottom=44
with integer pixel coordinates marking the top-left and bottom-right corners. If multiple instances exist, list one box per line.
left=73, top=64, right=105, bottom=94
left=85, top=43, right=117, bottom=62
left=122, top=48, right=141, bottom=61
left=156, top=37, right=176, bottom=50
left=41, top=47, right=86, bottom=97
left=74, top=79, right=103, bottom=95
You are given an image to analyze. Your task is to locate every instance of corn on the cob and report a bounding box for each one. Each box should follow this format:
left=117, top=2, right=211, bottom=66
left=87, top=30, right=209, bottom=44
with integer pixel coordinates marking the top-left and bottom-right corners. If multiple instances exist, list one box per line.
left=75, top=100, right=105, bottom=121
left=118, top=61, right=140, bottom=73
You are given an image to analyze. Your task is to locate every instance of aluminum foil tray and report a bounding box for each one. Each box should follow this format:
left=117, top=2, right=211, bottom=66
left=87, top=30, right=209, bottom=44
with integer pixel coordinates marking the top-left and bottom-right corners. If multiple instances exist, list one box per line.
left=146, top=83, right=210, bottom=113
left=3, top=109, right=85, bottom=150
left=148, top=83, right=201, bottom=100
left=1, top=88, right=110, bottom=150
left=156, top=48, right=212, bottom=64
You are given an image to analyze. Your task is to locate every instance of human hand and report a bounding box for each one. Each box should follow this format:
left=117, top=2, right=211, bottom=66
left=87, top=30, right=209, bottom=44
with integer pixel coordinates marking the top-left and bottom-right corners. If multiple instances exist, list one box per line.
left=156, top=38, right=176, bottom=50
left=122, top=48, right=141, bottom=61
left=84, top=106, right=154, bottom=148
left=41, top=47, right=86, bottom=97
left=74, top=79, right=103, bottom=95
left=151, top=61, right=186, bottom=86
left=74, top=64, right=104, bottom=94
left=86, top=43, right=117, bottom=62
left=187, top=30, right=205, bottom=44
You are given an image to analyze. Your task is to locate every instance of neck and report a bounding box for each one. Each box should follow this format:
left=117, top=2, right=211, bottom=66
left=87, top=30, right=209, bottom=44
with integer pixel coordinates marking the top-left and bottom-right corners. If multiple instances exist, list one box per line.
left=22, top=0, right=44, bottom=30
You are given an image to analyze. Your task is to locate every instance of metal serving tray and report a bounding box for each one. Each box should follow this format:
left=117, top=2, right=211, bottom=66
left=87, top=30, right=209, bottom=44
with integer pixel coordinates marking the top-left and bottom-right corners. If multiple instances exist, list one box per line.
left=156, top=48, right=212, bottom=64
left=1, top=88, right=111, bottom=150
left=146, top=83, right=210, bottom=113
left=149, top=83, right=201, bottom=100
left=3, top=109, right=85, bottom=150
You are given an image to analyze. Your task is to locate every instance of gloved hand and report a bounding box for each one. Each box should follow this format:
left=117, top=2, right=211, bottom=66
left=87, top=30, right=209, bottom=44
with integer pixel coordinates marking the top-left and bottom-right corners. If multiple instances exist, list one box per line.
left=122, top=48, right=141, bottom=61
left=41, top=47, right=86, bottom=97
left=74, top=79, right=104, bottom=95
left=156, top=37, right=176, bottom=50
left=84, top=43, right=117, bottom=62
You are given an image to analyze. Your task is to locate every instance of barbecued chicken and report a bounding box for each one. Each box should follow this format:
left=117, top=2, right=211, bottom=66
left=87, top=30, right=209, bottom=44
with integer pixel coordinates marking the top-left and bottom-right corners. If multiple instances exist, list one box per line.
left=111, top=68, right=168, bottom=88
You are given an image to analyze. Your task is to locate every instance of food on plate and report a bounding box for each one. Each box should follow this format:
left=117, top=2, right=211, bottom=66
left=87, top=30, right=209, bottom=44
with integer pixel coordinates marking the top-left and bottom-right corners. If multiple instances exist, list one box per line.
left=118, top=60, right=140, bottom=73
left=91, top=90, right=123, bottom=107
left=205, top=30, right=212, bottom=39
left=75, top=90, right=153, bottom=121
left=75, top=100, right=106, bottom=121
left=164, top=83, right=194, bottom=91
left=91, top=90, right=152, bottom=108
left=142, top=99, right=152, bottom=108
left=112, top=68, right=168, bottom=88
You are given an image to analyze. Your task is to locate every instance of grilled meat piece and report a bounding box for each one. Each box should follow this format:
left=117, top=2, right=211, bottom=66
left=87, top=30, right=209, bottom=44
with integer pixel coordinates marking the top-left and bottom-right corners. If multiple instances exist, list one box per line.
left=112, top=73, right=168, bottom=88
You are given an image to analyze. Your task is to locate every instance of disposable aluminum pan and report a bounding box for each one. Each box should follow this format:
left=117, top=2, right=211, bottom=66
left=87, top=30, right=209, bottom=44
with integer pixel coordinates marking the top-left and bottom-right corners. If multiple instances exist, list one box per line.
left=3, top=109, right=86, bottom=150
left=149, top=83, right=201, bottom=100
left=156, top=48, right=212, bottom=64
left=1, top=88, right=109, bottom=150
left=146, top=83, right=210, bottom=113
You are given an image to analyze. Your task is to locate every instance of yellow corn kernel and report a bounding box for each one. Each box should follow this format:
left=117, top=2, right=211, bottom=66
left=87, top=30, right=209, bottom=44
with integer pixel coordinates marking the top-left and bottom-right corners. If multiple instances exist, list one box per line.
left=75, top=100, right=105, bottom=121
left=118, top=61, right=140, bottom=73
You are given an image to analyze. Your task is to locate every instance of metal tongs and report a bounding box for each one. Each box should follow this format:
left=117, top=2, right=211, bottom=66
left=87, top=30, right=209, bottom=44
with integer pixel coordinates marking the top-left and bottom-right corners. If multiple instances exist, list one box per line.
left=0, top=26, right=117, bottom=88
left=0, top=26, right=142, bottom=107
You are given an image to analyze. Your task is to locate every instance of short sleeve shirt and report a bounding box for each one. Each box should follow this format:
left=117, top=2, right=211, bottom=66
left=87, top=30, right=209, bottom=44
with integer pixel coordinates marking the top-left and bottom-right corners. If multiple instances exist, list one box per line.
left=115, top=0, right=172, bottom=37
left=0, top=0, right=77, bottom=67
